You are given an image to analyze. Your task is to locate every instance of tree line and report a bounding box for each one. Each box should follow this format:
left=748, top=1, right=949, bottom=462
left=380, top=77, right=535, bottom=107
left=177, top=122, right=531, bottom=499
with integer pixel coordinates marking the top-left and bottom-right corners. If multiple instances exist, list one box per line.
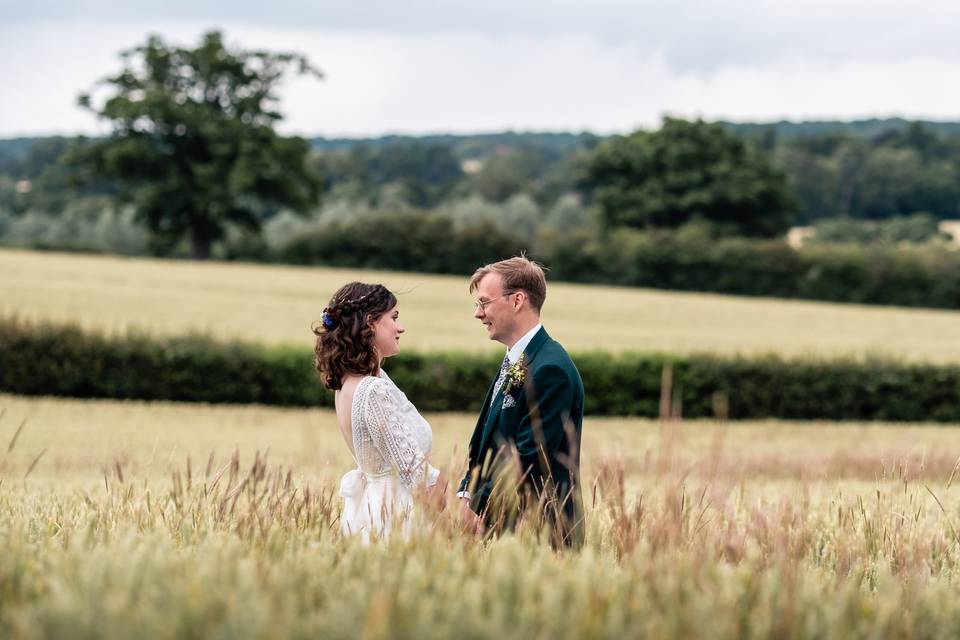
left=1, top=30, right=958, bottom=266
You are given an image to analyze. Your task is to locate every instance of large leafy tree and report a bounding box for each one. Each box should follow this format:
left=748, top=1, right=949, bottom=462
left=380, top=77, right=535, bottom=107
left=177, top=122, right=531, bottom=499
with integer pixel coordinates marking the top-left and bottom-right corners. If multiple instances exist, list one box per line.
left=585, top=118, right=795, bottom=238
left=74, top=31, right=322, bottom=258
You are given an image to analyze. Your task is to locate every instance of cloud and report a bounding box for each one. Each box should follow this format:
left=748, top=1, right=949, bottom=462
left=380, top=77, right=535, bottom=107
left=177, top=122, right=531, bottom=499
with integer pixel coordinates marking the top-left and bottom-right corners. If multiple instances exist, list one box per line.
left=1, top=18, right=958, bottom=137
left=6, top=1, right=960, bottom=73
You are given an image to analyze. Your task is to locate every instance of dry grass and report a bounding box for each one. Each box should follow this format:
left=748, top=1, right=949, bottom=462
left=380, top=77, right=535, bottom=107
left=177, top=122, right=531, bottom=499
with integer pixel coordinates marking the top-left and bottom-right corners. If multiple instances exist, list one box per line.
left=5, top=247, right=960, bottom=361
left=3, top=394, right=960, bottom=637
left=3, top=394, right=960, bottom=489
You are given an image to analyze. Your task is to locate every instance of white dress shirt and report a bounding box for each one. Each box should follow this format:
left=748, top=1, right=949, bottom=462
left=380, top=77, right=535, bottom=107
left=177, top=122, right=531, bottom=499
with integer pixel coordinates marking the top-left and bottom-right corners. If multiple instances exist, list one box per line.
left=507, top=323, right=542, bottom=365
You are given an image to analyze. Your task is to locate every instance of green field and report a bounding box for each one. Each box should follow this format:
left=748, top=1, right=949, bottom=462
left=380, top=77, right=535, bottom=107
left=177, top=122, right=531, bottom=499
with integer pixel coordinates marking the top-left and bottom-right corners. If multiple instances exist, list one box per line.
left=3, top=394, right=960, bottom=638
left=6, top=248, right=960, bottom=637
left=5, top=248, right=960, bottom=361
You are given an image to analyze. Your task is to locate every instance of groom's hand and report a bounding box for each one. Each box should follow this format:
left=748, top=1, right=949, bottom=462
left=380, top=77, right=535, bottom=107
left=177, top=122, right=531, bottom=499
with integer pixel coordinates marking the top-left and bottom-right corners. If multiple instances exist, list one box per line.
left=458, top=498, right=485, bottom=535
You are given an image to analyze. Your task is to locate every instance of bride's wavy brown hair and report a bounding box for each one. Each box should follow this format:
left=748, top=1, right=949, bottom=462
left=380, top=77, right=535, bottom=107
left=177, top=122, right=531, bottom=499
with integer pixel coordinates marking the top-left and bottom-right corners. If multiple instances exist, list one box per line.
left=313, top=282, right=398, bottom=391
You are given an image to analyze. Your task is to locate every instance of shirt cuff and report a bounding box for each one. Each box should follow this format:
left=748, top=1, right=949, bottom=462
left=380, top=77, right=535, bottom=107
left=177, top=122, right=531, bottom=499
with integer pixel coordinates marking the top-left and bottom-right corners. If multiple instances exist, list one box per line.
left=456, top=490, right=471, bottom=499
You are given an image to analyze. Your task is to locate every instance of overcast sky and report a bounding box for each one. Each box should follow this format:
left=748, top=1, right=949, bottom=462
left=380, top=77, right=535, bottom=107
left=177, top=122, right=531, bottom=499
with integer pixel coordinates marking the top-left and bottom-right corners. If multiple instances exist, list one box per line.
left=2, top=1, right=958, bottom=137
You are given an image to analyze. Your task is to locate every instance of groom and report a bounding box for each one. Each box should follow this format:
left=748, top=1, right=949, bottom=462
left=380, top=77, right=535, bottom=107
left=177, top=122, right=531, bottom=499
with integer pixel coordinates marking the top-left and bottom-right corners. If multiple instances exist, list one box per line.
left=457, top=256, right=585, bottom=547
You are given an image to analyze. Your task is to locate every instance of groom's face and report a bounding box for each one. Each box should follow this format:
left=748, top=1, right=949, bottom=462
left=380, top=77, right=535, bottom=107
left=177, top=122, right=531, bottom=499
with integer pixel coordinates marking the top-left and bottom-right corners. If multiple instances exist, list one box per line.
left=473, top=273, right=515, bottom=344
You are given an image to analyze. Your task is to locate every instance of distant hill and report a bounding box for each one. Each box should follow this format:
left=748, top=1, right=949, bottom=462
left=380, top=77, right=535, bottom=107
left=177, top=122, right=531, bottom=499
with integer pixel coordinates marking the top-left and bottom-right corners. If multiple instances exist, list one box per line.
left=306, top=119, right=960, bottom=155
left=720, top=118, right=960, bottom=140
left=0, top=137, right=49, bottom=164
left=4, top=118, right=960, bottom=163
left=309, top=119, right=960, bottom=156
left=309, top=131, right=602, bottom=158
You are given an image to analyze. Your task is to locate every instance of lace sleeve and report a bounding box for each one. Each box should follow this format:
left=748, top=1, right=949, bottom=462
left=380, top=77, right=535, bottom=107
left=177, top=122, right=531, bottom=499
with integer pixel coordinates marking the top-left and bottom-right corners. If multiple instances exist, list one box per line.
left=361, top=379, right=430, bottom=489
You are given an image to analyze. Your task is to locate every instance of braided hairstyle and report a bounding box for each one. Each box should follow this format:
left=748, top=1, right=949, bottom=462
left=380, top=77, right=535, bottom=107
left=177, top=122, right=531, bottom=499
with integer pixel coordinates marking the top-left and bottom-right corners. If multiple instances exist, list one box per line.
left=312, top=282, right=398, bottom=390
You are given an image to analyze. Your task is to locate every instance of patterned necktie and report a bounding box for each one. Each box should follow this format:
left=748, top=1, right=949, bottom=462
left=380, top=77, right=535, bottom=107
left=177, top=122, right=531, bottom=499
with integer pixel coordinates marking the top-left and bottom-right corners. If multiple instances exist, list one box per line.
left=490, top=354, right=510, bottom=407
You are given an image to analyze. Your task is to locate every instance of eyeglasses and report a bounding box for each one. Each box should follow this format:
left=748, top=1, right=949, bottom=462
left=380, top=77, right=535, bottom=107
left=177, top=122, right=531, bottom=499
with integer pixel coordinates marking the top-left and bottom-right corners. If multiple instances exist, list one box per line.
left=473, top=291, right=516, bottom=311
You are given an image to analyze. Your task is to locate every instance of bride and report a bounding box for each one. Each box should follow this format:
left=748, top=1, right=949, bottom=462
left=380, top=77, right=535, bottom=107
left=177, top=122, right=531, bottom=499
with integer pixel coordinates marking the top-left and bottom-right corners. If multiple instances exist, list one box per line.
left=313, top=282, right=441, bottom=541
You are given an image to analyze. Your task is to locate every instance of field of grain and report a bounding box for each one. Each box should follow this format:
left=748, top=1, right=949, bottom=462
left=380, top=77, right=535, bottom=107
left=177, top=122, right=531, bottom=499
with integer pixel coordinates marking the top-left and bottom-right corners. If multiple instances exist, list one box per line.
left=3, top=394, right=960, bottom=489
left=3, top=394, right=960, bottom=638
left=6, top=247, right=960, bottom=637
left=5, top=248, right=960, bottom=361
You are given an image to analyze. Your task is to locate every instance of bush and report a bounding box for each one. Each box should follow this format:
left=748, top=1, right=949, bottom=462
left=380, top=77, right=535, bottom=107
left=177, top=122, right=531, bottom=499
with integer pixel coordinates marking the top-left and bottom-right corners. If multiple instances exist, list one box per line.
left=0, top=199, right=149, bottom=255
left=279, top=211, right=526, bottom=274
left=535, top=227, right=960, bottom=309
left=810, top=213, right=945, bottom=246
left=3, top=318, right=960, bottom=422
left=6, top=189, right=960, bottom=311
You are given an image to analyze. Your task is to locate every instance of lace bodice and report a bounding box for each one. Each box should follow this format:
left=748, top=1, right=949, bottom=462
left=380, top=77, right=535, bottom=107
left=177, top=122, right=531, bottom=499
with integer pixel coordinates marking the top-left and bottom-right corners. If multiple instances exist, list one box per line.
left=350, top=370, right=439, bottom=489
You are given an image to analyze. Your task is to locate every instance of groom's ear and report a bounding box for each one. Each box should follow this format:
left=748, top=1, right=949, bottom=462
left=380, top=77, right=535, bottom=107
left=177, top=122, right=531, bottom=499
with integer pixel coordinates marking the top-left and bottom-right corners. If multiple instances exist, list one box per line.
left=513, top=290, right=528, bottom=310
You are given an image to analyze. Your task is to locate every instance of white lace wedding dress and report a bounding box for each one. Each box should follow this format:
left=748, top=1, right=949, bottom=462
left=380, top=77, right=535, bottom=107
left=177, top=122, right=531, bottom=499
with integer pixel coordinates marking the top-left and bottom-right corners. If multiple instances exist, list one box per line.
left=339, top=370, right=439, bottom=542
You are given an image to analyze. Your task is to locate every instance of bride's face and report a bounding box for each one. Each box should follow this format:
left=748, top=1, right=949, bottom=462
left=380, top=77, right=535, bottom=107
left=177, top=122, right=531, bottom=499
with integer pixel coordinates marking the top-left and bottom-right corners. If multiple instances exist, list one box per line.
left=370, top=305, right=405, bottom=359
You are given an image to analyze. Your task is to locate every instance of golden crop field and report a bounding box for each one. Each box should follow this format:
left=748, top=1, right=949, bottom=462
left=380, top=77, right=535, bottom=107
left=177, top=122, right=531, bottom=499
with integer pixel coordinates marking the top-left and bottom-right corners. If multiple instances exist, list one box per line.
left=3, top=394, right=960, bottom=638
left=4, top=248, right=960, bottom=362
left=3, top=393, right=959, bottom=489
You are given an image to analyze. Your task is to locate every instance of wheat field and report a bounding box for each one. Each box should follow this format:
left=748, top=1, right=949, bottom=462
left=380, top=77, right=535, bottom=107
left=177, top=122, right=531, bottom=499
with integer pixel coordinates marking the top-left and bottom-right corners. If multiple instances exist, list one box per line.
left=3, top=393, right=960, bottom=488
left=6, top=248, right=960, bottom=637
left=2, top=394, right=960, bottom=638
left=5, top=248, right=960, bottom=361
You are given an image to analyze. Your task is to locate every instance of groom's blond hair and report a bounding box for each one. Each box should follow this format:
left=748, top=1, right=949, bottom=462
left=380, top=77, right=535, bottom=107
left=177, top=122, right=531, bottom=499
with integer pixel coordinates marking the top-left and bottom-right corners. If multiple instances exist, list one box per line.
left=470, top=255, right=547, bottom=312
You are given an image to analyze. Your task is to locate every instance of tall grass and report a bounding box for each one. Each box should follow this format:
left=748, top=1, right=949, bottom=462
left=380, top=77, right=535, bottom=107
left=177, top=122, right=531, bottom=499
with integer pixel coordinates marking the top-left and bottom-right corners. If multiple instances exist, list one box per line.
left=3, top=396, right=960, bottom=637
left=3, top=450, right=960, bottom=638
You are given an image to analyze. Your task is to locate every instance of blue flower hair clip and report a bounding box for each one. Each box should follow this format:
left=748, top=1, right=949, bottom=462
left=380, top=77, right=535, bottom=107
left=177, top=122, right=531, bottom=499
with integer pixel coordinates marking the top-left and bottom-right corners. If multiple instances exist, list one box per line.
left=321, top=308, right=339, bottom=330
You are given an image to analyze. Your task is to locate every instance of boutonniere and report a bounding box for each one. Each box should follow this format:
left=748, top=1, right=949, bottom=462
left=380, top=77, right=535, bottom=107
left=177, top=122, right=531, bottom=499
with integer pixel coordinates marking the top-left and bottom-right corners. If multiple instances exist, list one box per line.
left=501, top=353, right=527, bottom=397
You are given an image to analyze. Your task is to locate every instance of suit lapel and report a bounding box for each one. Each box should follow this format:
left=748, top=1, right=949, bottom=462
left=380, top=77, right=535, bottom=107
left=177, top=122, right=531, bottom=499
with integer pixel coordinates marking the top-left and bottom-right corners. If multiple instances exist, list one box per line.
left=522, top=326, right=550, bottom=364
left=470, top=371, right=499, bottom=452
left=478, top=377, right=506, bottom=453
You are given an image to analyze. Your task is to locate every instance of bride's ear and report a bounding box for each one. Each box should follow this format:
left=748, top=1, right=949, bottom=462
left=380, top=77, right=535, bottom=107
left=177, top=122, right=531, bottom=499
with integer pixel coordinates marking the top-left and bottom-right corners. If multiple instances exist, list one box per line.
left=365, top=314, right=382, bottom=339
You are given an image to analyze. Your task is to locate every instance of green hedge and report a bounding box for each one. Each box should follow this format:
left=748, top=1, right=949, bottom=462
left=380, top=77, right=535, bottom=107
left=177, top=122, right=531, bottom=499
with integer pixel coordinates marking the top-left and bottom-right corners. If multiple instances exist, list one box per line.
left=262, top=216, right=960, bottom=310
left=536, top=228, right=960, bottom=310
left=2, top=318, right=960, bottom=421
left=13, top=211, right=960, bottom=309
left=278, top=212, right=527, bottom=275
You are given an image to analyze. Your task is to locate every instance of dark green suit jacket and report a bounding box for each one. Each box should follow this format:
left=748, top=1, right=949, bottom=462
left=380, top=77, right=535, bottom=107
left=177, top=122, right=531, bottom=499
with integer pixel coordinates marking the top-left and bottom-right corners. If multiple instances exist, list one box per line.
left=458, top=327, right=584, bottom=546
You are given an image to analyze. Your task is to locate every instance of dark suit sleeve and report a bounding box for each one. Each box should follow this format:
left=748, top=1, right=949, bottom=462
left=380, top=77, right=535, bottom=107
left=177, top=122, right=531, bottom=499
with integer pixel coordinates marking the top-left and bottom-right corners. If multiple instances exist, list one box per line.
left=458, top=420, right=484, bottom=495
left=514, top=363, right=575, bottom=473
left=460, top=464, right=495, bottom=514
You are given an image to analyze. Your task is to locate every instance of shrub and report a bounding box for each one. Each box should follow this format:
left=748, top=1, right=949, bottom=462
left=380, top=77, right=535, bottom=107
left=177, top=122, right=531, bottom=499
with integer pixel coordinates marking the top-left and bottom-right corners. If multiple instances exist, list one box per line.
left=3, top=318, right=960, bottom=422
